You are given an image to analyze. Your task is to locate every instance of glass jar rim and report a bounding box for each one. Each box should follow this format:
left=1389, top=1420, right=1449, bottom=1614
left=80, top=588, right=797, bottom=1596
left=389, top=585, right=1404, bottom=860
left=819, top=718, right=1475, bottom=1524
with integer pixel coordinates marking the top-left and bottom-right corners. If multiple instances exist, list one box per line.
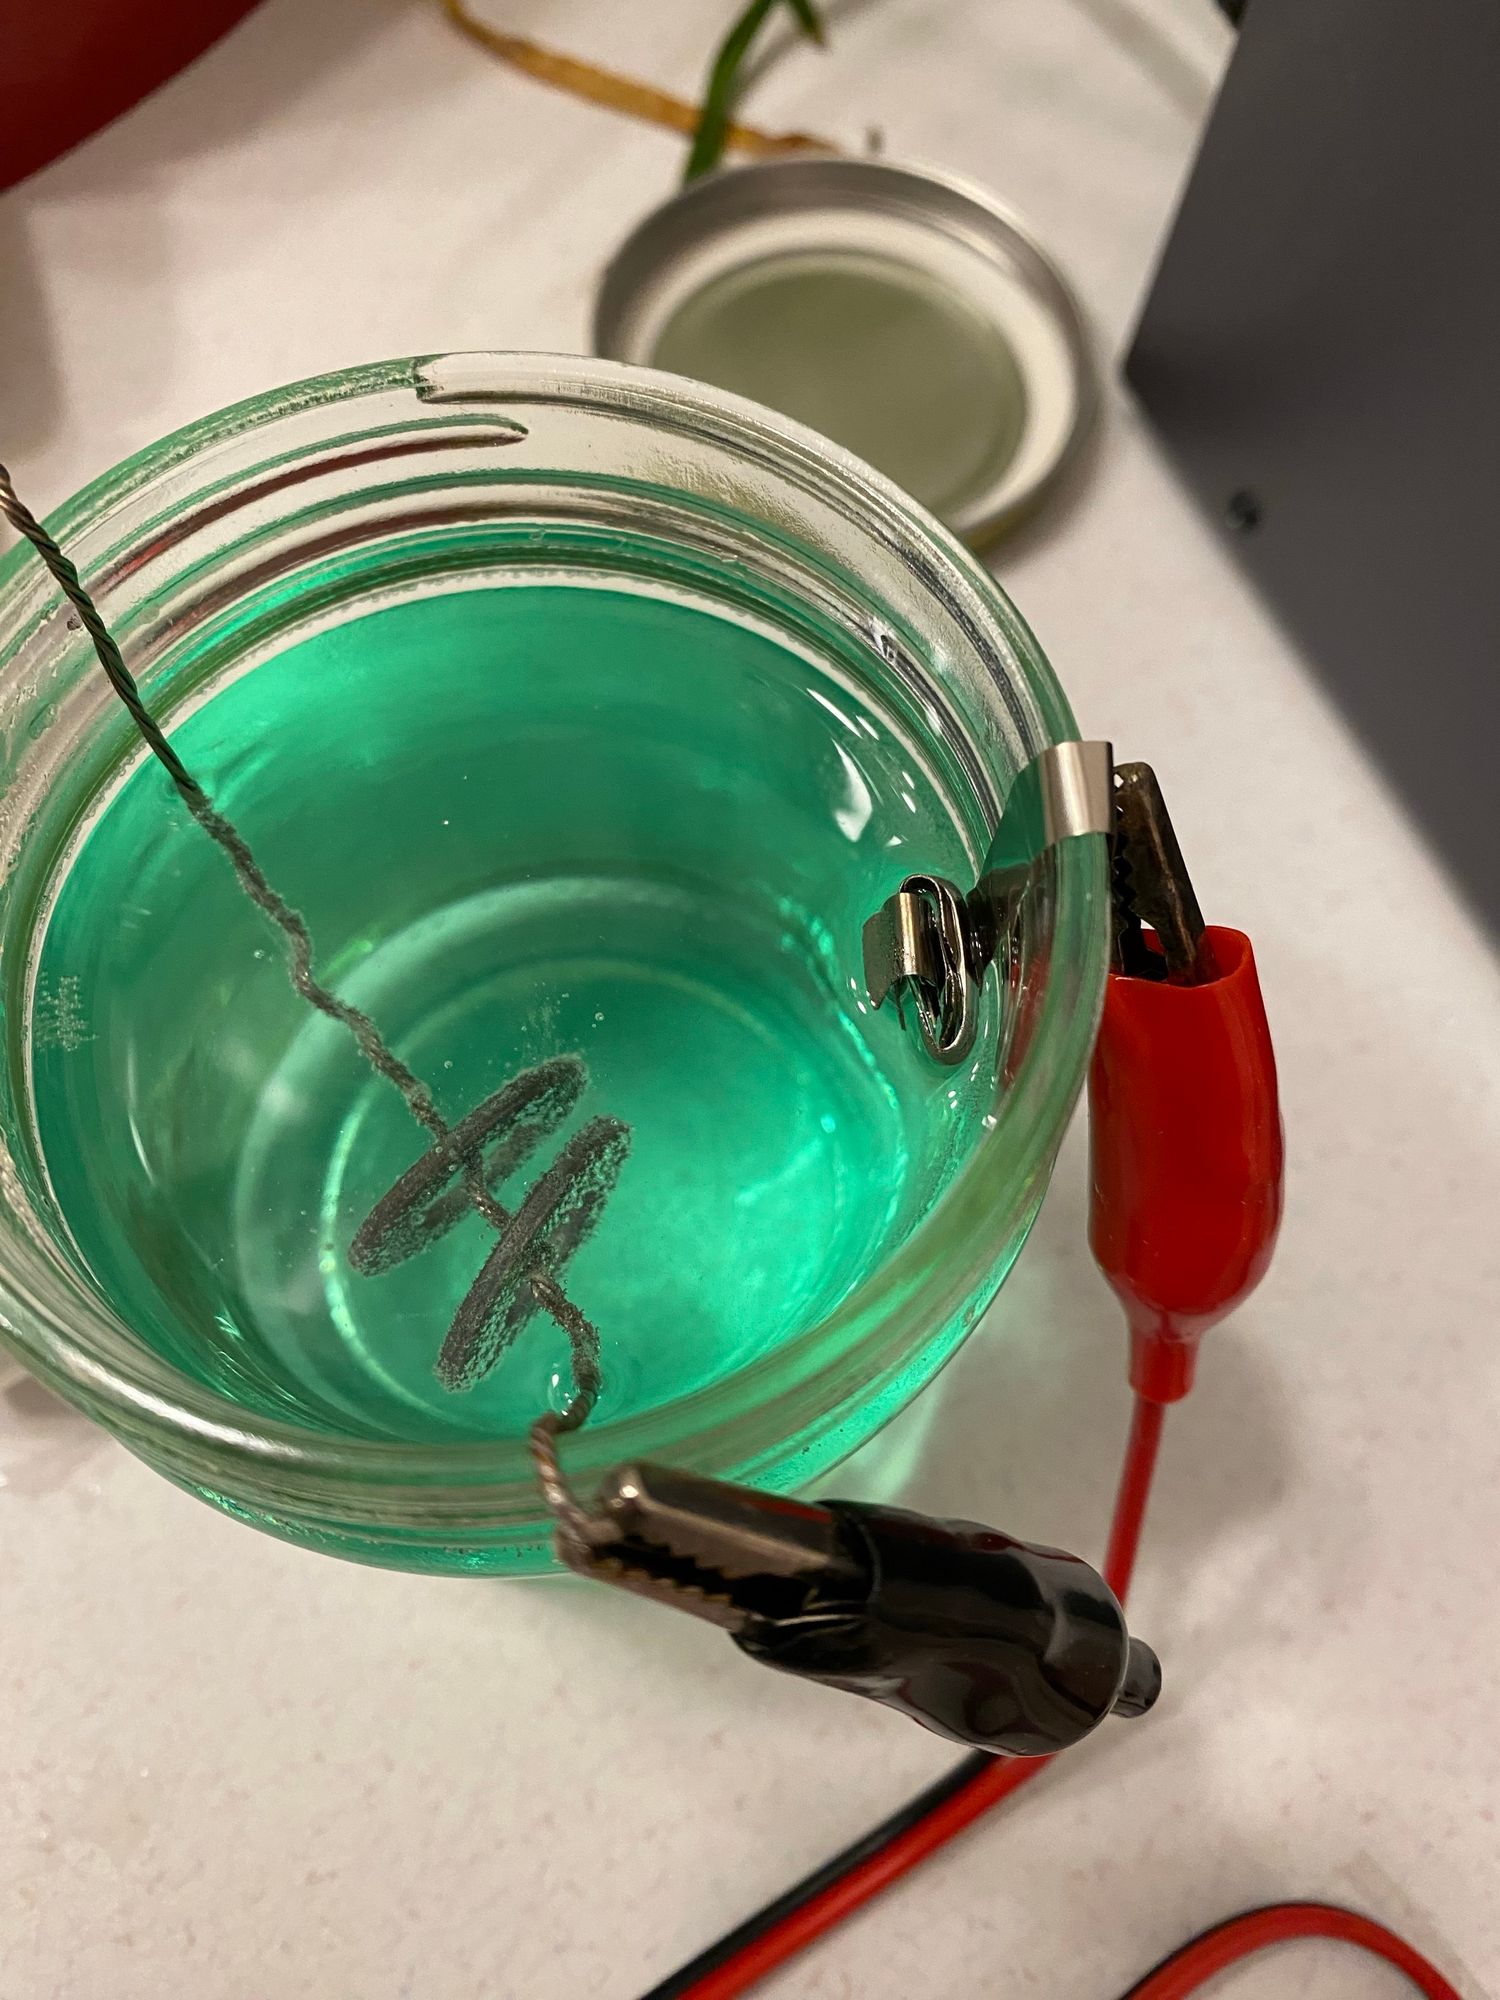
left=0, top=353, right=1108, bottom=1522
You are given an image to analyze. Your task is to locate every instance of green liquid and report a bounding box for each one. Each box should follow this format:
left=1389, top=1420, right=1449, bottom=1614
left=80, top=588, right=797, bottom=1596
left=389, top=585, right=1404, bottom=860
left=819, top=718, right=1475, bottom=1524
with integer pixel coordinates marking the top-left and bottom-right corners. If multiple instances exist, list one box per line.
left=32, top=579, right=991, bottom=1443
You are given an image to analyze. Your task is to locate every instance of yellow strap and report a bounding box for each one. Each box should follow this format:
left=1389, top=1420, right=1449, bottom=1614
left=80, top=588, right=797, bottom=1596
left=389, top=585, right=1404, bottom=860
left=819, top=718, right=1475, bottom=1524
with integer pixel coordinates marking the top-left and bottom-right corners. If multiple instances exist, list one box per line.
left=438, top=0, right=836, bottom=160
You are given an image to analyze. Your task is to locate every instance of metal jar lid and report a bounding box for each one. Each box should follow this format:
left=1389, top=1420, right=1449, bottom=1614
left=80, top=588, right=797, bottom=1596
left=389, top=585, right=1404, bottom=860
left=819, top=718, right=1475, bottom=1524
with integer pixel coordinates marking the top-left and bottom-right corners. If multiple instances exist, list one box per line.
left=593, top=156, right=1094, bottom=547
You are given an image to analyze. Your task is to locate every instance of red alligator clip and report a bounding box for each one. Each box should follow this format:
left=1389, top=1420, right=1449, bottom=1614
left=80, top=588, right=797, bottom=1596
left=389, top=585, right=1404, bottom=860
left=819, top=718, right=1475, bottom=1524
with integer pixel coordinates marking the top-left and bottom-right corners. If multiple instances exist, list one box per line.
left=1088, top=768, right=1284, bottom=1404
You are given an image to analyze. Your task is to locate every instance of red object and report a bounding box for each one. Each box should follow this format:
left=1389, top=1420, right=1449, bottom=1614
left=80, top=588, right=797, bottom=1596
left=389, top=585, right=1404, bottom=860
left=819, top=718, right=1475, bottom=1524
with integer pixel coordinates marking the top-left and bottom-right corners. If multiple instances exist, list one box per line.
left=1, top=1, right=265, bottom=191
left=1101, top=1389, right=1164, bottom=1604
left=683, top=1760, right=1048, bottom=1998
left=673, top=1393, right=1167, bottom=2000
left=1120, top=1902, right=1462, bottom=2000
left=1088, top=927, right=1283, bottom=1404
left=670, top=1393, right=1462, bottom=2000
left=668, top=917, right=1455, bottom=2000
left=670, top=916, right=1460, bottom=2000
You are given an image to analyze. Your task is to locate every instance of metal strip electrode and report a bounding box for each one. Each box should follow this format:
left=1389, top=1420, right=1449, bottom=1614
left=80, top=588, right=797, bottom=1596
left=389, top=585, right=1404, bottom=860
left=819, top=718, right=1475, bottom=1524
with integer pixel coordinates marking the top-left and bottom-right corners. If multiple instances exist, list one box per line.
left=861, top=739, right=1114, bottom=1065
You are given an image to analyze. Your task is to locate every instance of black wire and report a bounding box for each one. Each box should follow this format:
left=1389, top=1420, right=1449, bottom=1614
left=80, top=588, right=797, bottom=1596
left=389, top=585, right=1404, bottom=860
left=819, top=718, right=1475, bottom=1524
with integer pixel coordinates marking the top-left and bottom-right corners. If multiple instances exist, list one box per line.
left=639, top=1752, right=991, bottom=1999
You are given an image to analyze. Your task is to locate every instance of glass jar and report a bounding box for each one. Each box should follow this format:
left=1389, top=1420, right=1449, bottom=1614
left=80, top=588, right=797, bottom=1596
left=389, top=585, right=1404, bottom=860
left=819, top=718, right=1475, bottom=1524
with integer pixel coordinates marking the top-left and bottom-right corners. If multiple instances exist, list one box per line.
left=0, top=354, right=1108, bottom=1573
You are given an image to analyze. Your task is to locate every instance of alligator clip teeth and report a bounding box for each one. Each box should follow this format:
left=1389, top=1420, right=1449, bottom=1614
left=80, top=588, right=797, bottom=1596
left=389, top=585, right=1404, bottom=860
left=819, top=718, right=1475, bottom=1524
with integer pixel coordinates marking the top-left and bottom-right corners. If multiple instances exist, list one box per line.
left=530, top=1418, right=863, bottom=1632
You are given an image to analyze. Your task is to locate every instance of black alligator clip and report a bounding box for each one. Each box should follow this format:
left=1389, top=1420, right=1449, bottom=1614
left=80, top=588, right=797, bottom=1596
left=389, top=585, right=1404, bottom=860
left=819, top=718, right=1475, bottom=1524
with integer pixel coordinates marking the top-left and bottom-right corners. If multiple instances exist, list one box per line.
left=532, top=1422, right=1160, bottom=1759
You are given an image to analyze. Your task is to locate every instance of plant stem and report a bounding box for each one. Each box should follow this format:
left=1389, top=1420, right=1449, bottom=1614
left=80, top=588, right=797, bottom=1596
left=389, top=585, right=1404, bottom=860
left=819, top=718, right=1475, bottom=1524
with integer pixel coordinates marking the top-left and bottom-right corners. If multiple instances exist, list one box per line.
left=685, top=0, right=826, bottom=182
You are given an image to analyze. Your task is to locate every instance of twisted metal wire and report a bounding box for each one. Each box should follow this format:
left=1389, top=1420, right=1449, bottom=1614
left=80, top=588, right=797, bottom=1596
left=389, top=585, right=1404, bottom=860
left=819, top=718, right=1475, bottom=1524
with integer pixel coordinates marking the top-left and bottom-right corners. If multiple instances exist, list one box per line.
left=528, top=1408, right=598, bottom=1547
left=1, top=460, right=611, bottom=1428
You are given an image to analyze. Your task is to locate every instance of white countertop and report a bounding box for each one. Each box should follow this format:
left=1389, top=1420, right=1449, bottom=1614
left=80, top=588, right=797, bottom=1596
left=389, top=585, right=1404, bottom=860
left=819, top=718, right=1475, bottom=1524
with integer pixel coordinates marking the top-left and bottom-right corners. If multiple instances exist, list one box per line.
left=5, top=3, right=1499, bottom=1995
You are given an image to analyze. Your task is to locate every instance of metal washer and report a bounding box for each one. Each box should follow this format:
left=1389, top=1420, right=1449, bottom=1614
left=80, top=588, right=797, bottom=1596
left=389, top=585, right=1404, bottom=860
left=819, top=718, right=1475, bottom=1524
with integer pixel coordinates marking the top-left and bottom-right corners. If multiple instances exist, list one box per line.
left=593, top=156, right=1095, bottom=548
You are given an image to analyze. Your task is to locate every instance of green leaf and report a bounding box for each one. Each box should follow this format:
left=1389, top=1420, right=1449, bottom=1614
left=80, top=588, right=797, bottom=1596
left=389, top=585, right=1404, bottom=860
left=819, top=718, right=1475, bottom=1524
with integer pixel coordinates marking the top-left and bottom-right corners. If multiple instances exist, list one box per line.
left=684, top=0, right=826, bottom=183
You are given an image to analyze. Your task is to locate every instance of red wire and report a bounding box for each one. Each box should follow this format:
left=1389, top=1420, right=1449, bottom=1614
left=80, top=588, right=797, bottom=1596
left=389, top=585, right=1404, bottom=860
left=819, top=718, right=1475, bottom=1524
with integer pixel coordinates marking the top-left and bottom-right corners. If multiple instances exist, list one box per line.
left=1103, top=1392, right=1164, bottom=1600
left=681, top=1757, right=1047, bottom=1997
left=676, top=1396, right=1165, bottom=2000
left=675, top=1395, right=1463, bottom=2000
left=1120, top=1902, right=1462, bottom=2000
